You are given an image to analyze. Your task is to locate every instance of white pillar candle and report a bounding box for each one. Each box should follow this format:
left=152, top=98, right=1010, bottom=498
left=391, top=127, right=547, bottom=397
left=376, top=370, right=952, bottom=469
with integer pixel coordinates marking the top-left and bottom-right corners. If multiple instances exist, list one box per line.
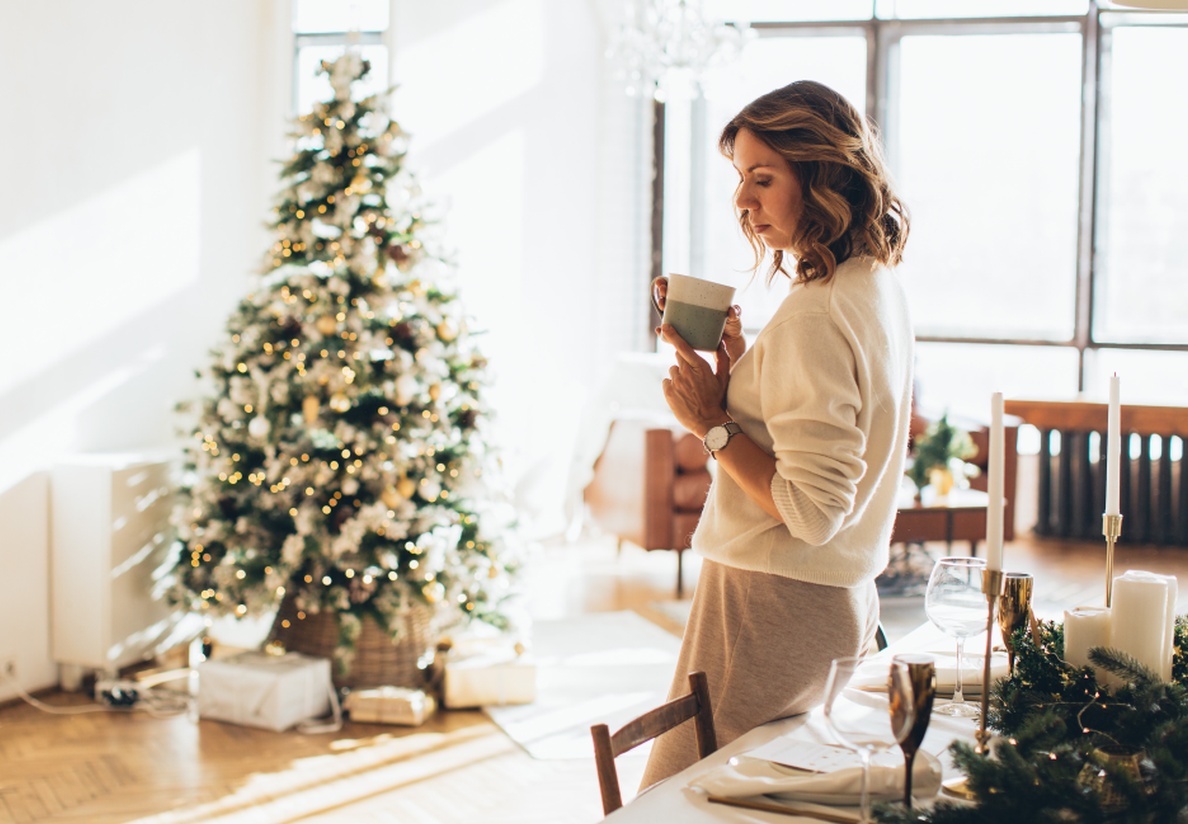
left=985, top=392, right=1004, bottom=572
left=1110, top=570, right=1171, bottom=681
left=1105, top=374, right=1121, bottom=516
left=1158, top=574, right=1178, bottom=682
left=1063, top=606, right=1112, bottom=671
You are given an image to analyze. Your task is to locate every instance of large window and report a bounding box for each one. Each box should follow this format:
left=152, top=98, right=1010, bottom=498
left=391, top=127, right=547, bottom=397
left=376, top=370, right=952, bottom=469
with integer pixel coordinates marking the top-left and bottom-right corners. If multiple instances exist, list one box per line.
left=660, top=2, right=1188, bottom=418
left=1095, top=23, right=1188, bottom=346
left=894, top=28, right=1083, bottom=343
left=292, top=0, right=389, bottom=115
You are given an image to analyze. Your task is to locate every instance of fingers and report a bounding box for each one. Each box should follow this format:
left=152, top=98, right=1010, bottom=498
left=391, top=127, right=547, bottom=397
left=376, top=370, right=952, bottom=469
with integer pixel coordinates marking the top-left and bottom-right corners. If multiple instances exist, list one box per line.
left=714, top=340, right=731, bottom=376
left=664, top=327, right=709, bottom=371
left=657, top=323, right=690, bottom=354
left=650, top=276, right=669, bottom=315
left=724, top=305, right=742, bottom=334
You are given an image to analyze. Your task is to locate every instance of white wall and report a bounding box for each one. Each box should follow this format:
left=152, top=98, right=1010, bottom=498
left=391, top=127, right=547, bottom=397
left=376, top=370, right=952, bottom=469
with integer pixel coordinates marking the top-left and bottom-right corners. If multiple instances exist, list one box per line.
left=0, top=0, right=289, bottom=697
left=388, top=0, right=650, bottom=537
left=0, top=0, right=651, bottom=694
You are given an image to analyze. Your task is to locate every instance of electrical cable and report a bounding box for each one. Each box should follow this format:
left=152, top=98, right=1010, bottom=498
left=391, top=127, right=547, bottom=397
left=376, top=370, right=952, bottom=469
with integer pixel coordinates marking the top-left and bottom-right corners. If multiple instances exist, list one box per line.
left=0, top=665, right=196, bottom=718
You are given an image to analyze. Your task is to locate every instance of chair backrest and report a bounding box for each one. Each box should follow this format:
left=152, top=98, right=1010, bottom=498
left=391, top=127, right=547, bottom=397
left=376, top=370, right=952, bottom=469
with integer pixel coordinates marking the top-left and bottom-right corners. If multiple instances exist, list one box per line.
left=590, top=670, right=717, bottom=815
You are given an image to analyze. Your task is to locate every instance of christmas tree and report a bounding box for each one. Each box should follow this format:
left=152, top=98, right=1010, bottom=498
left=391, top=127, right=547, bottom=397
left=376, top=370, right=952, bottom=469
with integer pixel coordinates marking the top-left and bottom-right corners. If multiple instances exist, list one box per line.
left=163, top=53, right=518, bottom=671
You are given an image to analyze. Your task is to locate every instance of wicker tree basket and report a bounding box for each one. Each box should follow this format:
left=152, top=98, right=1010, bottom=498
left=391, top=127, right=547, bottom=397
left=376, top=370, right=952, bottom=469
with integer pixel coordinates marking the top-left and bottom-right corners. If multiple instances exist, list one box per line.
left=266, top=593, right=437, bottom=689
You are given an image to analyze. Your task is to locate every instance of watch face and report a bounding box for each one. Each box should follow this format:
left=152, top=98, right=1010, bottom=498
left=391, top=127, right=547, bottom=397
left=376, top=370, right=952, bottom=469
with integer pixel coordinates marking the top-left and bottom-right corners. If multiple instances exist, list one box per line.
left=705, top=426, right=729, bottom=451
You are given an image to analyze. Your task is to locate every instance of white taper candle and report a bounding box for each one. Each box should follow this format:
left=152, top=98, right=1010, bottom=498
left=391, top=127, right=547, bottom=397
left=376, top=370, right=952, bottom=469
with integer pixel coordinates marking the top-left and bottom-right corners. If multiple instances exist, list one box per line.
left=986, top=392, right=1004, bottom=572
left=1106, top=374, right=1121, bottom=516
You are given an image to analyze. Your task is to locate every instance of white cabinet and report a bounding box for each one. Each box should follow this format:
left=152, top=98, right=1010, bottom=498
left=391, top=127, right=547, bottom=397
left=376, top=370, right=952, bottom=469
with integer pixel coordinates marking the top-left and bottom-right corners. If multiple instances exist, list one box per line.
left=51, top=453, right=194, bottom=680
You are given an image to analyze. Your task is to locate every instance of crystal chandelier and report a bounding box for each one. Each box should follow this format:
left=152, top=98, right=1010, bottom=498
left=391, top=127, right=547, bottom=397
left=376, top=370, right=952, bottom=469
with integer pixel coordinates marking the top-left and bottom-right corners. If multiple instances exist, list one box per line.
left=606, top=0, right=755, bottom=102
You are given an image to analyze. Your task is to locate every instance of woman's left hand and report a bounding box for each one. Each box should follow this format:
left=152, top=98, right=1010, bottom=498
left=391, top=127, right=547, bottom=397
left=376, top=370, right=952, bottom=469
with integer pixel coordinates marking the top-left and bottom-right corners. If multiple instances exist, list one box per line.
left=659, top=323, right=732, bottom=437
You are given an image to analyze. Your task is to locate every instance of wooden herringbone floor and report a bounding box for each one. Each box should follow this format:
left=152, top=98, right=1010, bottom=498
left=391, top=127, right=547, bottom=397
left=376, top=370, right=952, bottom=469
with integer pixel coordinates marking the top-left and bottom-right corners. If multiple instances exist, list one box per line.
left=2, top=524, right=1187, bottom=824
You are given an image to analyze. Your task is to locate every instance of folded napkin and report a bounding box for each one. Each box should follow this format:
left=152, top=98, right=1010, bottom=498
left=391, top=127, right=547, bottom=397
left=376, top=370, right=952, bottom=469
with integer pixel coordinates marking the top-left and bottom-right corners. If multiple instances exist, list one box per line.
left=691, top=750, right=943, bottom=806
left=852, top=652, right=1008, bottom=696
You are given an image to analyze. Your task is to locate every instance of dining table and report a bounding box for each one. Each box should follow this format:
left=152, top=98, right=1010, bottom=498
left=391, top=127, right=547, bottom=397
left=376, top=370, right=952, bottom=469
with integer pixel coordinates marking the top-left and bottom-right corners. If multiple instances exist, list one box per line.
left=604, top=621, right=999, bottom=822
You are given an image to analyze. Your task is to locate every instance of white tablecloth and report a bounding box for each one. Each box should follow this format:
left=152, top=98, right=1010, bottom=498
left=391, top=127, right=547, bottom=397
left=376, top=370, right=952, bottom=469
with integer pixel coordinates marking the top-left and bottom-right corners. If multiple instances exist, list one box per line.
left=604, top=623, right=984, bottom=822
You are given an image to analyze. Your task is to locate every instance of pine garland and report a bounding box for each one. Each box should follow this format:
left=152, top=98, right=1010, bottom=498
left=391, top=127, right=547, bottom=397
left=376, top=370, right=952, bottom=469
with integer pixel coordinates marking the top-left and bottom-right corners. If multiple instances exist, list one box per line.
left=875, top=616, right=1188, bottom=823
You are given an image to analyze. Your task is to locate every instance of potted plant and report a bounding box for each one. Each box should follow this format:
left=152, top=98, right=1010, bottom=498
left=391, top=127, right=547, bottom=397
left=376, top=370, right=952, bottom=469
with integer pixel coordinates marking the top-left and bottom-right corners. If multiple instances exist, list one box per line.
left=907, top=412, right=977, bottom=500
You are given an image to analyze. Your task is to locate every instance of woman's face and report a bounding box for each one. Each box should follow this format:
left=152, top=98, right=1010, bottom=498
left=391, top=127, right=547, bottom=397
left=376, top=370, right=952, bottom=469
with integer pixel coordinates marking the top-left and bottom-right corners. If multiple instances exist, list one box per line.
left=731, top=128, right=803, bottom=253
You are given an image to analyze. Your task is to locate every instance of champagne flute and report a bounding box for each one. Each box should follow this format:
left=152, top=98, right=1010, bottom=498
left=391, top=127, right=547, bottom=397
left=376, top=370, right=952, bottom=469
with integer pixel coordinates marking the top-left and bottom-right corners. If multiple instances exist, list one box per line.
left=998, top=572, right=1034, bottom=675
left=924, top=556, right=987, bottom=717
left=823, top=657, right=916, bottom=823
left=891, top=653, right=937, bottom=808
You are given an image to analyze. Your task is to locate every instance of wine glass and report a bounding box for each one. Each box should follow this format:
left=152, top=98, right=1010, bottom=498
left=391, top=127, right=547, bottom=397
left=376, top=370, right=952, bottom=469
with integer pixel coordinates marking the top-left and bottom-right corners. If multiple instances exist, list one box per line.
left=823, top=657, right=916, bottom=823
left=924, top=556, right=987, bottom=717
left=891, top=653, right=937, bottom=808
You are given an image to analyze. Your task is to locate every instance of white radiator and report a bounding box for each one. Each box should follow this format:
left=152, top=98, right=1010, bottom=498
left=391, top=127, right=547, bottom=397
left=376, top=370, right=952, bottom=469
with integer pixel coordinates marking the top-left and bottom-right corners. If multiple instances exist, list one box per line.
left=51, top=453, right=197, bottom=682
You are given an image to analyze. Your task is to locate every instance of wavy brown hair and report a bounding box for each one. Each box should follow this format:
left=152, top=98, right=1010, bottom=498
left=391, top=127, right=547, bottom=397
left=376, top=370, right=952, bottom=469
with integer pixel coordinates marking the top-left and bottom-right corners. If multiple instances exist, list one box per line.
left=719, top=80, right=909, bottom=284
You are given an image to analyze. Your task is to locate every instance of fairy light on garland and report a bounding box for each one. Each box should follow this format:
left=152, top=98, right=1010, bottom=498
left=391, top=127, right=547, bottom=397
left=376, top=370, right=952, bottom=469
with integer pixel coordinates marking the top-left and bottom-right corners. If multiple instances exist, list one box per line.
left=162, top=52, right=521, bottom=672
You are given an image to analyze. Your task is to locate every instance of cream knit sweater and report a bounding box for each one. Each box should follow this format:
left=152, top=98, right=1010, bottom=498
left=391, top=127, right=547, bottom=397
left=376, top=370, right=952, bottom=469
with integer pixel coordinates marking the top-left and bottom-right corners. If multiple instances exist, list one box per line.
left=692, top=255, right=914, bottom=588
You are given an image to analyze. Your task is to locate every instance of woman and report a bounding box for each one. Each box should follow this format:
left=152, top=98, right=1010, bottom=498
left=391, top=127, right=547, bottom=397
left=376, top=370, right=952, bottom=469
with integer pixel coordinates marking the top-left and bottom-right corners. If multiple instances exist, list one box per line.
left=642, top=80, right=914, bottom=786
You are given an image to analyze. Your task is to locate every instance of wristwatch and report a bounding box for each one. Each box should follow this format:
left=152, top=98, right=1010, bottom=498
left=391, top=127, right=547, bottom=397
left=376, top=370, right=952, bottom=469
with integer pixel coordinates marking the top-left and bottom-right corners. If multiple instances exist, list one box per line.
left=702, top=421, right=743, bottom=456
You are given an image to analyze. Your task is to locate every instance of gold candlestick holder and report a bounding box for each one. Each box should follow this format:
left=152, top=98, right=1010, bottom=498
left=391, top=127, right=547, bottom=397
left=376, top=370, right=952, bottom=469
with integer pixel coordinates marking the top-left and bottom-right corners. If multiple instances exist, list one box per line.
left=978, top=568, right=1004, bottom=751
left=1102, top=514, right=1123, bottom=607
left=998, top=572, right=1033, bottom=676
left=943, top=567, right=1006, bottom=801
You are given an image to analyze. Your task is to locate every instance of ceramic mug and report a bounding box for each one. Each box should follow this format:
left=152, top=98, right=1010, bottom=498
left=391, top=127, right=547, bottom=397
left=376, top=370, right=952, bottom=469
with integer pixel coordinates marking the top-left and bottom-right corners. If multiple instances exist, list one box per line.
left=651, top=273, right=736, bottom=351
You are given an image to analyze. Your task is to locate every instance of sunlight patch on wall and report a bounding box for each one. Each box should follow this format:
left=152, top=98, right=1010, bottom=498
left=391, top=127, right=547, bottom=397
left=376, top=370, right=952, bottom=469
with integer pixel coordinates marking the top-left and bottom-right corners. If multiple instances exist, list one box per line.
left=396, top=0, right=545, bottom=147
left=431, top=128, right=525, bottom=335
left=0, top=346, right=165, bottom=495
left=0, top=150, right=201, bottom=396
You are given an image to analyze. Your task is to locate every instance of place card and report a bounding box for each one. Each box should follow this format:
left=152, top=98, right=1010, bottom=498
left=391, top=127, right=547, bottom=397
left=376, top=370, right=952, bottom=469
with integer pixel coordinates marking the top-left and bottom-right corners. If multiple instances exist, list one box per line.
left=744, top=737, right=903, bottom=773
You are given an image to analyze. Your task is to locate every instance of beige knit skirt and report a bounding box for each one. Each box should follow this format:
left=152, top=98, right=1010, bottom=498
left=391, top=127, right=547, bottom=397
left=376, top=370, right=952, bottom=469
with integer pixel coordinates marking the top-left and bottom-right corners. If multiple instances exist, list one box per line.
left=640, top=558, right=880, bottom=789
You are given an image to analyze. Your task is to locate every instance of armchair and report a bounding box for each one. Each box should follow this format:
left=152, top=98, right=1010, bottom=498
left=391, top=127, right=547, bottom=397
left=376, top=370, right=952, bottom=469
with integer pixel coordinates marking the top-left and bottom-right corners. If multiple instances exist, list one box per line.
left=583, top=416, right=712, bottom=597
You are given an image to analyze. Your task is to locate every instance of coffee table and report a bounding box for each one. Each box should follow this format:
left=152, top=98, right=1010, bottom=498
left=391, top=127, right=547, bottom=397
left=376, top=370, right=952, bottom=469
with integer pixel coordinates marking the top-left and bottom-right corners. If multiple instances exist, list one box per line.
left=892, top=487, right=990, bottom=556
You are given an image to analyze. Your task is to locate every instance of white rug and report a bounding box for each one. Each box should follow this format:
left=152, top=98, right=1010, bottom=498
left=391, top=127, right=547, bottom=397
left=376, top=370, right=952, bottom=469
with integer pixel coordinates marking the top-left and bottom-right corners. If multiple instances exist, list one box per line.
left=484, top=610, right=682, bottom=760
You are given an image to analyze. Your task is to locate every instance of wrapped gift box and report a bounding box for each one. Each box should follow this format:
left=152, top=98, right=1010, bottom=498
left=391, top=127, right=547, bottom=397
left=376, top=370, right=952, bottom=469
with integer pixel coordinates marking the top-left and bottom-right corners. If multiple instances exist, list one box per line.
left=442, top=640, right=536, bottom=709
left=198, top=651, right=332, bottom=732
left=343, top=686, right=436, bottom=726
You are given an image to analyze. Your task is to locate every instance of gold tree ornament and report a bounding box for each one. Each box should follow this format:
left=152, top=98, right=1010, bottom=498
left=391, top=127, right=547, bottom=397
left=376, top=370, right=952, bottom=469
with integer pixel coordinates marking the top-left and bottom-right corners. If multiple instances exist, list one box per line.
left=302, top=396, right=320, bottom=423
left=396, top=476, right=417, bottom=499
left=1077, top=745, right=1146, bottom=809
left=316, top=315, right=337, bottom=335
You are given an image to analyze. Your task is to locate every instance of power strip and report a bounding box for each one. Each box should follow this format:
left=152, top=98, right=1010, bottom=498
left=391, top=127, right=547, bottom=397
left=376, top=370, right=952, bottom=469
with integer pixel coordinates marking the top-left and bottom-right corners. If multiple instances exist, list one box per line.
left=95, top=679, right=141, bottom=707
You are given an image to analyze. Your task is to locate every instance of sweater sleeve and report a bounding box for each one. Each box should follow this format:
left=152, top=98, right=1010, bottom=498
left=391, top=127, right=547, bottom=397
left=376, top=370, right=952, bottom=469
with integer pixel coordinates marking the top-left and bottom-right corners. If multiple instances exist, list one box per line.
left=760, top=311, right=867, bottom=546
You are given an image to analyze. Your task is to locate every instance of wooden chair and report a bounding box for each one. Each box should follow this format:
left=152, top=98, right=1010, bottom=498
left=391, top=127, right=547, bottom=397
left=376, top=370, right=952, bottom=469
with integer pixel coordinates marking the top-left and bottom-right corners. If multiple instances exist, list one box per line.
left=590, top=670, right=717, bottom=815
